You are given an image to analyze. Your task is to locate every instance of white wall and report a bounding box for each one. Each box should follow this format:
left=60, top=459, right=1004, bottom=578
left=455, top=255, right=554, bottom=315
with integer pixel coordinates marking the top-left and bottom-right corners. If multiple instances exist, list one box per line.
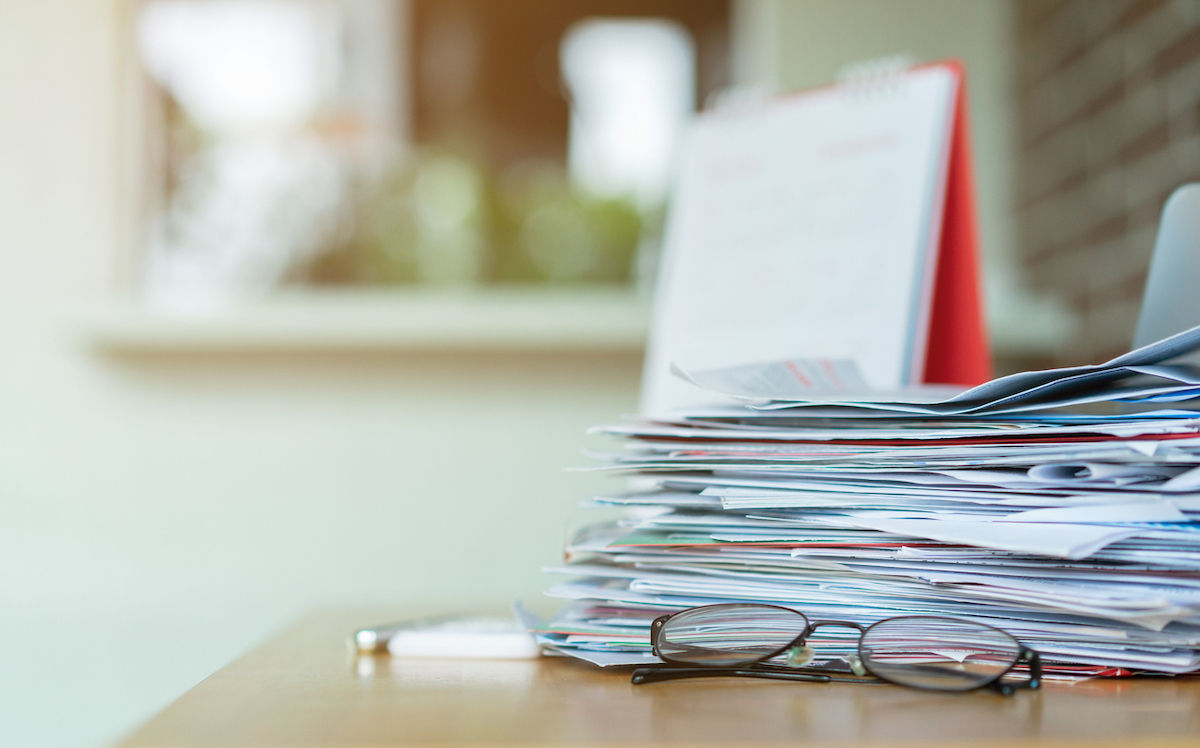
left=0, top=330, right=638, bottom=748
left=0, top=3, right=639, bottom=747
left=0, top=0, right=125, bottom=304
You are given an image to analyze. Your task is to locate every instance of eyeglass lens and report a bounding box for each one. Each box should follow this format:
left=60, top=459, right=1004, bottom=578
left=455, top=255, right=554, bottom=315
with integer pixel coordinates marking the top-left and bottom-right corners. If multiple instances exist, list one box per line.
left=656, top=604, right=808, bottom=667
left=860, top=616, right=1021, bottom=691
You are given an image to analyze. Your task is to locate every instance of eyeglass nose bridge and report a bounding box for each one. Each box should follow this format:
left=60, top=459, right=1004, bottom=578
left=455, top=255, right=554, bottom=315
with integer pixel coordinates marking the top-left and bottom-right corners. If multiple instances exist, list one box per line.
left=795, top=619, right=866, bottom=644
left=786, top=620, right=868, bottom=673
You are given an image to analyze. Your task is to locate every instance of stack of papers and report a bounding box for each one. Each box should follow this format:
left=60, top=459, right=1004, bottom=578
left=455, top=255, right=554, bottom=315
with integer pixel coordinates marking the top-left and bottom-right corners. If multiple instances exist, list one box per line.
left=530, top=326, right=1200, bottom=678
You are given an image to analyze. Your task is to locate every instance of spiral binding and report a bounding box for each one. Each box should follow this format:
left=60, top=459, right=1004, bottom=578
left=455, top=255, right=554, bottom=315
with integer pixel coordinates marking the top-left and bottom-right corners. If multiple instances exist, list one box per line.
left=835, top=54, right=919, bottom=97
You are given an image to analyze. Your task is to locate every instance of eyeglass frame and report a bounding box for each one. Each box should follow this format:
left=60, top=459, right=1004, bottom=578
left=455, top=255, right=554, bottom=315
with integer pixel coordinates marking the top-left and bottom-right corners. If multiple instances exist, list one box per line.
left=632, top=604, right=1042, bottom=695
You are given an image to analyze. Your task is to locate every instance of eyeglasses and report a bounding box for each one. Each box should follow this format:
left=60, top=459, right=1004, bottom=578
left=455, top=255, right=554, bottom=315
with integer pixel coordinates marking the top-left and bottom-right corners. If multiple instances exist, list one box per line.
left=631, top=604, right=1041, bottom=695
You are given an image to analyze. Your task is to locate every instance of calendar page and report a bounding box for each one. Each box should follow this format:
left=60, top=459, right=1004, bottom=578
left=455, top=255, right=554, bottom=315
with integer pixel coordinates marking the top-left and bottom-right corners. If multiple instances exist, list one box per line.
left=641, top=64, right=959, bottom=414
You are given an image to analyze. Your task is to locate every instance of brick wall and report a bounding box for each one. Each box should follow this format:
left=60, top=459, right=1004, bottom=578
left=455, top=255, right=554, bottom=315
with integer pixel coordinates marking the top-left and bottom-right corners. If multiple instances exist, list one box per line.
left=1015, top=0, right=1200, bottom=362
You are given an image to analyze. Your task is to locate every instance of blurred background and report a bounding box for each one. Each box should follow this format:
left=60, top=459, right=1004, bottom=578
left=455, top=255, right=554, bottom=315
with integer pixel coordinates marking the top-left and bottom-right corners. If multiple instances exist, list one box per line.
left=2, top=0, right=1199, bottom=745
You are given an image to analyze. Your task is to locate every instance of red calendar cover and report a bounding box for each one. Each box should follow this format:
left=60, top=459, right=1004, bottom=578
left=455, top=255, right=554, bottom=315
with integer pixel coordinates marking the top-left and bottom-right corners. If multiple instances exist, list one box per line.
left=920, top=60, right=991, bottom=386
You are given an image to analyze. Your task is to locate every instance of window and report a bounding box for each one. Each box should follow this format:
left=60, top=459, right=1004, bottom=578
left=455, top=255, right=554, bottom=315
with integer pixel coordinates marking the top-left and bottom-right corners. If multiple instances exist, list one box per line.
left=133, top=0, right=729, bottom=304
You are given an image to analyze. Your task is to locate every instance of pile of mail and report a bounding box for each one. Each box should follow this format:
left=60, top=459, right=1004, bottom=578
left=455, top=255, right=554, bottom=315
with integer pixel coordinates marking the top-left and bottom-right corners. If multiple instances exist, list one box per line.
left=532, top=326, right=1200, bottom=678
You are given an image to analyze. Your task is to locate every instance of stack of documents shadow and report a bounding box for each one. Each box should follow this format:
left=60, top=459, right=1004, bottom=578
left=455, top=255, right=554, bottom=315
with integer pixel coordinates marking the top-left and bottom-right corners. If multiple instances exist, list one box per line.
left=532, top=326, right=1200, bottom=678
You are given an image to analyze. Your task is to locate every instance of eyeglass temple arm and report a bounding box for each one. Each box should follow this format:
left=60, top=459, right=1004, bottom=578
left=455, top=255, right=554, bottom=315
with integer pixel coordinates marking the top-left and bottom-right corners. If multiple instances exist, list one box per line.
left=632, top=666, right=836, bottom=686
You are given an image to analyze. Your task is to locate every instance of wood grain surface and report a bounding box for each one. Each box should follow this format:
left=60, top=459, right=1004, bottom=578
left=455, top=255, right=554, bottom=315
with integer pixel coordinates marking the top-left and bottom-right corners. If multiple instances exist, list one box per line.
left=115, top=608, right=1200, bottom=748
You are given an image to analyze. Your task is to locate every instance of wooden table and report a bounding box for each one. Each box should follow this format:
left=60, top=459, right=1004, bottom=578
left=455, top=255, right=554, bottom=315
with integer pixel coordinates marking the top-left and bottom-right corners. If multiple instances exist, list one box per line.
left=117, top=609, right=1200, bottom=748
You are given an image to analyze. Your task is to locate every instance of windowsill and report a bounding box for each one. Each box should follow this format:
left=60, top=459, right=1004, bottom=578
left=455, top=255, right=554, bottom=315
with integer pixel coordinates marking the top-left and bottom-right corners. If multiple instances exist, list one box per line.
left=83, top=285, right=1067, bottom=363
left=85, top=287, right=651, bottom=354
